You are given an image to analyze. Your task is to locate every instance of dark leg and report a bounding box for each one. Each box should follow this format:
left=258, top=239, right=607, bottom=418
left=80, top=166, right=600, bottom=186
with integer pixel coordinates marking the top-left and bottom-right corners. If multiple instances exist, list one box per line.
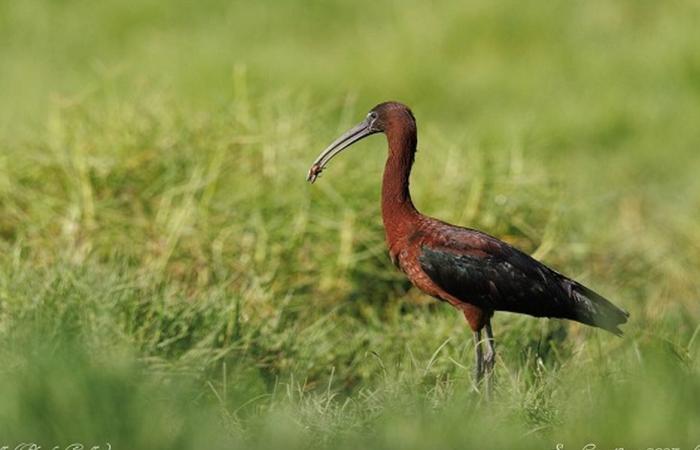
left=483, top=321, right=496, bottom=397
left=484, top=321, right=496, bottom=373
left=473, top=330, right=484, bottom=384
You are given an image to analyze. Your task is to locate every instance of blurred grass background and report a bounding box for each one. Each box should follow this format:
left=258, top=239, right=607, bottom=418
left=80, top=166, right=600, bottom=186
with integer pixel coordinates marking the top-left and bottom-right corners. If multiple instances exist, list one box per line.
left=1, top=0, right=700, bottom=448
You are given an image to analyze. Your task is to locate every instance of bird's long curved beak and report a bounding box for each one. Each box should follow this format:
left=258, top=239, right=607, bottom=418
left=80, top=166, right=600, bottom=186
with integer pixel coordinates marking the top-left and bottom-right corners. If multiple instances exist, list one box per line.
left=306, top=118, right=377, bottom=183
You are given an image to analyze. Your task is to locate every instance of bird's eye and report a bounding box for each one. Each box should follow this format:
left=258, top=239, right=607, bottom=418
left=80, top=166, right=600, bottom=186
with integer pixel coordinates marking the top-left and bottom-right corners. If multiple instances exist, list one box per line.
left=368, top=111, right=378, bottom=120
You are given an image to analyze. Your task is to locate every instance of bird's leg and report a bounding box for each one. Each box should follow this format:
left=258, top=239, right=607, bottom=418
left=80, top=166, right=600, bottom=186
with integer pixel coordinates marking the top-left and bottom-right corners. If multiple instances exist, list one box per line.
left=473, top=330, right=484, bottom=384
left=484, top=321, right=496, bottom=373
left=483, top=321, right=496, bottom=398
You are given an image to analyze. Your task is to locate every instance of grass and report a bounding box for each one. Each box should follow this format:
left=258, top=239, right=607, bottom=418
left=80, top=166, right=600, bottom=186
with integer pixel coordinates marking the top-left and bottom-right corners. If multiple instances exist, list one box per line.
left=1, top=0, right=700, bottom=448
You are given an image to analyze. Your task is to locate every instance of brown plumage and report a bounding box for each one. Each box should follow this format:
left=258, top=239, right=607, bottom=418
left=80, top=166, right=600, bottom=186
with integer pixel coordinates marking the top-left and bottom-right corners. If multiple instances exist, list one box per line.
left=307, top=101, right=629, bottom=387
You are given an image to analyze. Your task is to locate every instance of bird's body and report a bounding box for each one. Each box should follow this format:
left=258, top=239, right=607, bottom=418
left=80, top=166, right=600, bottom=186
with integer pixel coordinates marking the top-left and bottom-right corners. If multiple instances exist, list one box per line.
left=390, top=215, right=628, bottom=335
left=308, top=101, right=629, bottom=386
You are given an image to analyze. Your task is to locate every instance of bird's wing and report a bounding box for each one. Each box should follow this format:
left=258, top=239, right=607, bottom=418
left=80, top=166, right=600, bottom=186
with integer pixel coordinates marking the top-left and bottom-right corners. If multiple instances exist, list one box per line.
left=418, top=232, right=628, bottom=334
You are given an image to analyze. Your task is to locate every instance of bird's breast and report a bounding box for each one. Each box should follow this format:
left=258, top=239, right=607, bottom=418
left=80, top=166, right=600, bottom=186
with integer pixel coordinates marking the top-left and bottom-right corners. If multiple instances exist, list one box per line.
left=382, top=216, right=459, bottom=303
left=390, top=240, right=455, bottom=306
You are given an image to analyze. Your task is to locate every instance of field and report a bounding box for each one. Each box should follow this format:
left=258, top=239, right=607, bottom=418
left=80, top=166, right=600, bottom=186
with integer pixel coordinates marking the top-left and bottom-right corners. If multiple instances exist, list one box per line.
left=1, top=0, right=700, bottom=448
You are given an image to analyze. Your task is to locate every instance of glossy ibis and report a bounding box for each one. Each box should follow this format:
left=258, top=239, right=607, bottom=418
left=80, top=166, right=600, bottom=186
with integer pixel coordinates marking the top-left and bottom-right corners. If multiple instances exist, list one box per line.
left=307, top=101, right=629, bottom=387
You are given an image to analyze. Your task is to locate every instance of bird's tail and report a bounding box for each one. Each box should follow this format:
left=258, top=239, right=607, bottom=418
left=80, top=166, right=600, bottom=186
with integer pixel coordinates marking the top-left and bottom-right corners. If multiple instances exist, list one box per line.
left=570, top=283, right=629, bottom=336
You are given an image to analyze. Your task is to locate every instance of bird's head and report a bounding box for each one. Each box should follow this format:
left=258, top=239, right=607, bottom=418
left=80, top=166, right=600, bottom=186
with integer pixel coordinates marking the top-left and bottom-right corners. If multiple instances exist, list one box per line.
left=306, top=101, right=415, bottom=183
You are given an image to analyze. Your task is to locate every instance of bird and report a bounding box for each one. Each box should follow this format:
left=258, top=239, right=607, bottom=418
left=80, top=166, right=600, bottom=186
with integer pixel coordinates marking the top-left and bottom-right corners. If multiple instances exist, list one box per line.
left=306, top=101, right=629, bottom=389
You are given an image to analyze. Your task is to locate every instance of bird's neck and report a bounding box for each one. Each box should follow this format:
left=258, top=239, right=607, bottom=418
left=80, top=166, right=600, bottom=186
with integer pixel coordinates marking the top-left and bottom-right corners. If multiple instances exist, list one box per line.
left=381, top=127, right=419, bottom=246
